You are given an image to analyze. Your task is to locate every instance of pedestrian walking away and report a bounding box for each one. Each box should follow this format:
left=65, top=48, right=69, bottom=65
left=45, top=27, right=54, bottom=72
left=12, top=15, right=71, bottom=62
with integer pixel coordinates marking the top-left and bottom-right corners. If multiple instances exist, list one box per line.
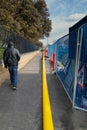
left=3, top=41, right=21, bottom=90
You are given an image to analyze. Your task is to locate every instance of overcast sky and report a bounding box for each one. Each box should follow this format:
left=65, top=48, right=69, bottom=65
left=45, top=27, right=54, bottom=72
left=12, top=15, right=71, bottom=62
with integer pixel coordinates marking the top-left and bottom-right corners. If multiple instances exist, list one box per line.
left=40, top=0, right=87, bottom=46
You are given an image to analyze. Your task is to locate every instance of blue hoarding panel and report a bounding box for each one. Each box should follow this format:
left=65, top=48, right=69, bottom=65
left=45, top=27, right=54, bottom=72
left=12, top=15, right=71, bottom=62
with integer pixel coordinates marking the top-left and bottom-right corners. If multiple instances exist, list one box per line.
left=48, top=43, right=56, bottom=58
left=56, top=35, right=75, bottom=100
left=80, top=25, right=87, bottom=63
left=69, top=30, right=77, bottom=59
left=50, top=16, right=87, bottom=111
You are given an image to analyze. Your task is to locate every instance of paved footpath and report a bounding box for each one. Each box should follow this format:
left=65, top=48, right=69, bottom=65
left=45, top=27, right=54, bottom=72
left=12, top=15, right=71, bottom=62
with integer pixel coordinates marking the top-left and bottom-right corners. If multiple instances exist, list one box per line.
left=0, top=53, right=87, bottom=130
left=45, top=57, right=87, bottom=130
left=0, top=53, right=42, bottom=130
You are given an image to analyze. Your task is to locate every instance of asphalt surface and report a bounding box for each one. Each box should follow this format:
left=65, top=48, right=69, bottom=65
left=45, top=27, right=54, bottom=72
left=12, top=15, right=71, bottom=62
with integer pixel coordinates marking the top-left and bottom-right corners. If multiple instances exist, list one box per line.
left=0, top=53, right=87, bottom=130
left=45, top=57, right=87, bottom=130
left=0, top=53, right=42, bottom=130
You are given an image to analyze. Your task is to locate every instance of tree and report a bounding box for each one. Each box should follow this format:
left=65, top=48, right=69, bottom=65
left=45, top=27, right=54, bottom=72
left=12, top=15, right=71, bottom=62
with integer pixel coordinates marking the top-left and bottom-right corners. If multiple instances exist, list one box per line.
left=34, top=0, right=52, bottom=38
left=0, top=0, right=52, bottom=46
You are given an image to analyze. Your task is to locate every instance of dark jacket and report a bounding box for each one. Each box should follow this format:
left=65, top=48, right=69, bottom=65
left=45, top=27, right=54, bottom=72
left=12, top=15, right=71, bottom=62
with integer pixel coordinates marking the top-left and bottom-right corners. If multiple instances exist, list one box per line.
left=3, top=45, right=21, bottom=67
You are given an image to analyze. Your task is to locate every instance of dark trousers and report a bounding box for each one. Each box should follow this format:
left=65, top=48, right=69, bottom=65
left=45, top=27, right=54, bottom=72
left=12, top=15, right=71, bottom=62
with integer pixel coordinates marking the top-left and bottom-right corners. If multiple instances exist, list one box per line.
left=8, top=66, right=18, bottom=87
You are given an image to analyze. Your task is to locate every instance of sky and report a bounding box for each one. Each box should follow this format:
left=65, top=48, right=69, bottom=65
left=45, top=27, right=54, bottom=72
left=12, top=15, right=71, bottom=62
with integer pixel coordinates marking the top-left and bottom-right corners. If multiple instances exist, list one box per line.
left=40, top=0, right=87, bottom=47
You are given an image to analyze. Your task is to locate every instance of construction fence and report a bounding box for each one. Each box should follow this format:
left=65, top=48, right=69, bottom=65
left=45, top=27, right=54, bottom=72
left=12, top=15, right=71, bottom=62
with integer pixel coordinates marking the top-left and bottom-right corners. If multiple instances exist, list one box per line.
left=48, top=16, right=87, bottom=111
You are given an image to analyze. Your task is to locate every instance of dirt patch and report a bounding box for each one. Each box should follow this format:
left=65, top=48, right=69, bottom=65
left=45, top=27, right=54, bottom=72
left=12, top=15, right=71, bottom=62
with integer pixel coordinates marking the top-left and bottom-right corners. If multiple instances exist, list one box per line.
left=0, top=66, right=9, bottom=86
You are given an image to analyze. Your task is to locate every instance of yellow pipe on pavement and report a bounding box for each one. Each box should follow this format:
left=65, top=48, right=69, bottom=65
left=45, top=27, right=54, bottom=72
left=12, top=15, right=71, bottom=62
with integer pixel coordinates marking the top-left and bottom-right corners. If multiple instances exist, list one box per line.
left=42, top=56, right=54, bottom=130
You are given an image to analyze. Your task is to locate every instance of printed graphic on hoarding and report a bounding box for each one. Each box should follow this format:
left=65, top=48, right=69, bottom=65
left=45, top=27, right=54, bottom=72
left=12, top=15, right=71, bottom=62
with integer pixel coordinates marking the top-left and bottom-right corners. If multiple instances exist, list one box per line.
left=75, top=64, right=87, bottom=109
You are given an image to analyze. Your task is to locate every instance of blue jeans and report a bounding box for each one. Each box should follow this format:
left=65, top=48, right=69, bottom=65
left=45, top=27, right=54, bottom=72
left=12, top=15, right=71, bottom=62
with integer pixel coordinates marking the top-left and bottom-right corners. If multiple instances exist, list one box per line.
left=8, top=66, right=18, bottom=87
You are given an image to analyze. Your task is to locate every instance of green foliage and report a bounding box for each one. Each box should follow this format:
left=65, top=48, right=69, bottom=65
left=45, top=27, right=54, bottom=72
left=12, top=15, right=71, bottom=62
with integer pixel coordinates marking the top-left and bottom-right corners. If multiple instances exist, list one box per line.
left=0, top=48, right=4, bottom=60
left=34, top=0, right=52, bottom=37
left=0, top=0, right=52, bottom=46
